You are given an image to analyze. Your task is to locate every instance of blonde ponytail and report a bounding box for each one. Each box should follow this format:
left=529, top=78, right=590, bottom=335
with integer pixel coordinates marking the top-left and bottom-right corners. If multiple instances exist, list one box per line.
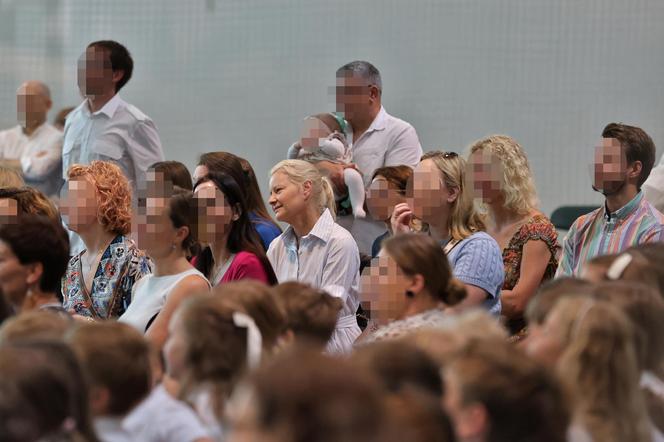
left=270, top=160, right=336, bottom=218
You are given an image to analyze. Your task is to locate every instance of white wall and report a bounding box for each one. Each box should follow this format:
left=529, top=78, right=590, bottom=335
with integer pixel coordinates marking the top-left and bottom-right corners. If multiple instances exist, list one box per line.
left=1, top=0, right=664, bottom=216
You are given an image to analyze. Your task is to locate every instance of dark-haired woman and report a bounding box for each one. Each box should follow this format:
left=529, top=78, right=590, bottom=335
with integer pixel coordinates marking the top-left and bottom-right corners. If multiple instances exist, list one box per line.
left=193, top=171, right=277, bottom=286
left=358, top=233, right=466, bottom=344
left=194, top=152, right=281, bottom=250
left=119, top=188, right=210, bottom=349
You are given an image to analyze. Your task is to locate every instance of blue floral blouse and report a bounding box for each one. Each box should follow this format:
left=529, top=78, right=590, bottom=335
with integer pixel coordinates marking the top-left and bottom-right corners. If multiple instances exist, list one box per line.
left=62, top=235, right=152, bottom=319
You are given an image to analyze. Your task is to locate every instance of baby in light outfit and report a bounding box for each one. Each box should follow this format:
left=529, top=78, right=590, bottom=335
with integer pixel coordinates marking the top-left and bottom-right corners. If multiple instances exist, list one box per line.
left=288, top=112, right=366, bottom=218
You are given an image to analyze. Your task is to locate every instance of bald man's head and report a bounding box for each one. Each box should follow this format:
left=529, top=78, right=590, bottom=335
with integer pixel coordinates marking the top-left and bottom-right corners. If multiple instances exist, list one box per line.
left=17, top=81, right=52, bottom=130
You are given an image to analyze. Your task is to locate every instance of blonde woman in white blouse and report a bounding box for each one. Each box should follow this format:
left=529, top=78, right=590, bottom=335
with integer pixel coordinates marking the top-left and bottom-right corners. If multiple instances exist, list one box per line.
left=267, top=159, right=361, bottom=354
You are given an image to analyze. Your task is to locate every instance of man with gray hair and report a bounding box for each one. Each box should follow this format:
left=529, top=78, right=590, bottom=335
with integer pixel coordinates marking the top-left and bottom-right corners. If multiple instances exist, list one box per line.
left=333, top=60, right=423, bottom=253
left=0, top=80, right=63, bottom=197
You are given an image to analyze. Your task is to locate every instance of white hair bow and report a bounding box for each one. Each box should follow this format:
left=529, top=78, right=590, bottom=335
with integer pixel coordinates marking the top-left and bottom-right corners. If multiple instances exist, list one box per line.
left=232, top=312, right=262, bottom=368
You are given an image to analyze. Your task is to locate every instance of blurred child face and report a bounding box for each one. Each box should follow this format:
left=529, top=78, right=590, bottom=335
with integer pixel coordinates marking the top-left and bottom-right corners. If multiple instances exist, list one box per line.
left=300, top=118, right=332, bottom=149
left=524, top=310, right=565, bottom=368
left=442, top=369, right=488, bottom=441
left=366, top=176, right=405, bottom=221
left=0, top=240, right=31, bottom=308
left=268, top=171, right=308, bottom=224
left=468, top=150, right=503, bottom=204
left=61, top=177, right=99, bottom=233
left=592, top=138, right=628, bottom=195
left=408, top=159, right=451, bottom=224
left=360, top=251, right=411, bottom=324
left=194, top=181, right=235, bottom=244
left=163, top=311, right=188, bottom=381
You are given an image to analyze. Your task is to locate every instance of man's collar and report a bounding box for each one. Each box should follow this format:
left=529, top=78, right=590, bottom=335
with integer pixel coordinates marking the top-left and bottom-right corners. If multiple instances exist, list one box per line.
left=365, top=106, right=387, bottom=133
left=604, top=191, right=643, bottom=222
left=85, top=93, right=124, bottom=118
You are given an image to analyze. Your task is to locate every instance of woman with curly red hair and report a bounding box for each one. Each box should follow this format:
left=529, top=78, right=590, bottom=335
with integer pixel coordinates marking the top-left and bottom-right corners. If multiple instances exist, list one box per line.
left=61, top=161, right=152, bottom=319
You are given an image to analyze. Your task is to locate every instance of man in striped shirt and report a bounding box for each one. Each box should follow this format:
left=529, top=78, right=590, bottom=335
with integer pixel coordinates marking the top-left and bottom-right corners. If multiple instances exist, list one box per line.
left=557, top=123, right=664, bottom=277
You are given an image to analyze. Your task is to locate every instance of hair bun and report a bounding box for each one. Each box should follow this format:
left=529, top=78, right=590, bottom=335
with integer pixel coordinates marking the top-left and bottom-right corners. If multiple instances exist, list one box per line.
left=443, top=278, right=467, bottom=306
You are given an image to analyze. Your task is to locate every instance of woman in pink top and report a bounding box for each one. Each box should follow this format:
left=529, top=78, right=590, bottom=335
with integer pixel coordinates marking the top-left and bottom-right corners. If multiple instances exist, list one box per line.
left=193, top=171, right=277, bottom=285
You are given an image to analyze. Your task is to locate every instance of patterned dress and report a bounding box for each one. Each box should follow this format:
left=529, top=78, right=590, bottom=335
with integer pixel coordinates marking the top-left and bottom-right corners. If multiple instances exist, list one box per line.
left=502, top=214, right=559, bottom=336
left=62, top=235, right=152, bottom=319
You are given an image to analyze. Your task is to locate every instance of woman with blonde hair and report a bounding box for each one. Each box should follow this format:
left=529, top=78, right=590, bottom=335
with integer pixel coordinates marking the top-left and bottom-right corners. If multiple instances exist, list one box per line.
left=527, top=297, right=656, bottom=442
left=468, top=135, right=559, bottom=336
left=391, top=151, right=504, bottom=315
left=61, top=161, right=151, bottom=318
left=267, top=159, right=360, bottom=353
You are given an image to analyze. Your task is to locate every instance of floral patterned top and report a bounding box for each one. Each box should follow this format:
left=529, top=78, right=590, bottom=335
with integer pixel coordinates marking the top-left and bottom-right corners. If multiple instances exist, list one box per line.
left=359, top=308, right=452, bottom=345
left=62, top=235, right=152, bottom=319
left=502, top=214, right=559, bottom=334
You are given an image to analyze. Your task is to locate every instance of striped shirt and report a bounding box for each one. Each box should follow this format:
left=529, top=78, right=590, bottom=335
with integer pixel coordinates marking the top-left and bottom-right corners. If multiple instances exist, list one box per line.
left=556, top=192, right=664, bottom=277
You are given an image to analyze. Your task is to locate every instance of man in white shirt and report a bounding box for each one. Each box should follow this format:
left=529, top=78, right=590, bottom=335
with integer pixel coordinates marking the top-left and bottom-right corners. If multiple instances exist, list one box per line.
left=0, top=81, right=63, bottom=197
left=331, top=61, right=423, bottom=253
left=62, top=40, right=164, bottom=193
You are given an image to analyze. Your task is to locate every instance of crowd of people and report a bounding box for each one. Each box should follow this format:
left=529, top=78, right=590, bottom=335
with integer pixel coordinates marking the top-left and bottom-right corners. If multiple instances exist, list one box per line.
left=1, top=39, right=664, bottom=442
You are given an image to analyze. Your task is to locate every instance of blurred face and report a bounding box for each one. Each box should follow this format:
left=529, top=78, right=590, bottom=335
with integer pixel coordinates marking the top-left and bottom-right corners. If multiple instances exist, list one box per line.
left=16, top=83, right=51, bottom=128
left=0, top=240, right=30, bottom=308
left=300, top=118, right=332, bottom=149
left=524, top=310, right=565, bottom=368
left=268, top=171, right=308, bottom=224
left=335, top=73, right=372, bottom=123
left=60, top=177, right=99, bottom=233
left=135, top=196, right=180, bottom=258
left=0, top=198, right=19, bottom=225
left=226, top=387, right=283, bottom=442
left=194, top=181, right=236, bottom=244
left=408, top=159, right=452, bottom=224
left=468, top=150, right=503, bottom=204
left=360, top=251, right=411, bottom=324
left=163, top=311, right=188, bottom=380
left=77, top=46, right=115, bottom=97
left=592, top=138, right=628, bottom=195
left=366, top=176, right=405, bottom=221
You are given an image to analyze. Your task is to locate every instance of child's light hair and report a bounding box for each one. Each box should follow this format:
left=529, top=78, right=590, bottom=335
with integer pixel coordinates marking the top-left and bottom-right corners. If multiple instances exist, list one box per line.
left=270, top=160, right=336, bottom=219
left=469, top=135, right=538, bottom=215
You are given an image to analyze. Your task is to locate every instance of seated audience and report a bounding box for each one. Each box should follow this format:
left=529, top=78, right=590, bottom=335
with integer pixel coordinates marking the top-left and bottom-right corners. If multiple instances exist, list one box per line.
left=213, top=281, right=286, bottom=352
left=61, top=161, right=151, bottom=318
left=272, top=281, right=342, bottom=349
left=194, top=152, right=281, bottom=250
left=193, top=171, right=276, bottom=285
left=365, top=165, right=413, bottom=257
left=557, top=123, right=664, bottom=277
left=0, top=81, right=63, bottom=198
left=392, top=151, right=504, bottom=314
left=0, top=186, right=61, bottom=224
left=288, top=112, right=366, bottom=218
left=0, top=340, right=99, bottom=442
left=164, top=294, right=263, bottom=440
left=120, top=187, right=209, bottom=349
left=0, top=310, right=72, bottom=343
left=0, top=215, right=69, bottom=314
left=225, top=347, right=396, bottom=442
left=149, top=160, right=194, bottom=191
left=358, top=234, right=466, bottom=344
left=442, top=339, right=569, bottom=442
left=68, top=321, right=151, bottom=442
left=0, top=166, right=24, bottom=188
left=469, top=135, right=559, bottom=336
left=526, top=297, right=656, bottom=441
left=267, top=159, right=360, bottom=353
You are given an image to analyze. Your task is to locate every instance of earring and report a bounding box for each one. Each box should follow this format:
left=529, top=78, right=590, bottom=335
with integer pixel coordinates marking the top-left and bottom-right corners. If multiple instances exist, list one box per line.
left=171, top=243, right=177, bottom=251
left=405, top=290, right=414, bottom=298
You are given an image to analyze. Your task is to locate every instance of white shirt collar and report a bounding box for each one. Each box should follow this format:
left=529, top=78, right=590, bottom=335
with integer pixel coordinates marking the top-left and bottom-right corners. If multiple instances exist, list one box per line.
left=365, top=106, right=388, bottom=133
left=85, top=93, right=124, bottom=118
left=283, top=208, right=335, bottom=248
